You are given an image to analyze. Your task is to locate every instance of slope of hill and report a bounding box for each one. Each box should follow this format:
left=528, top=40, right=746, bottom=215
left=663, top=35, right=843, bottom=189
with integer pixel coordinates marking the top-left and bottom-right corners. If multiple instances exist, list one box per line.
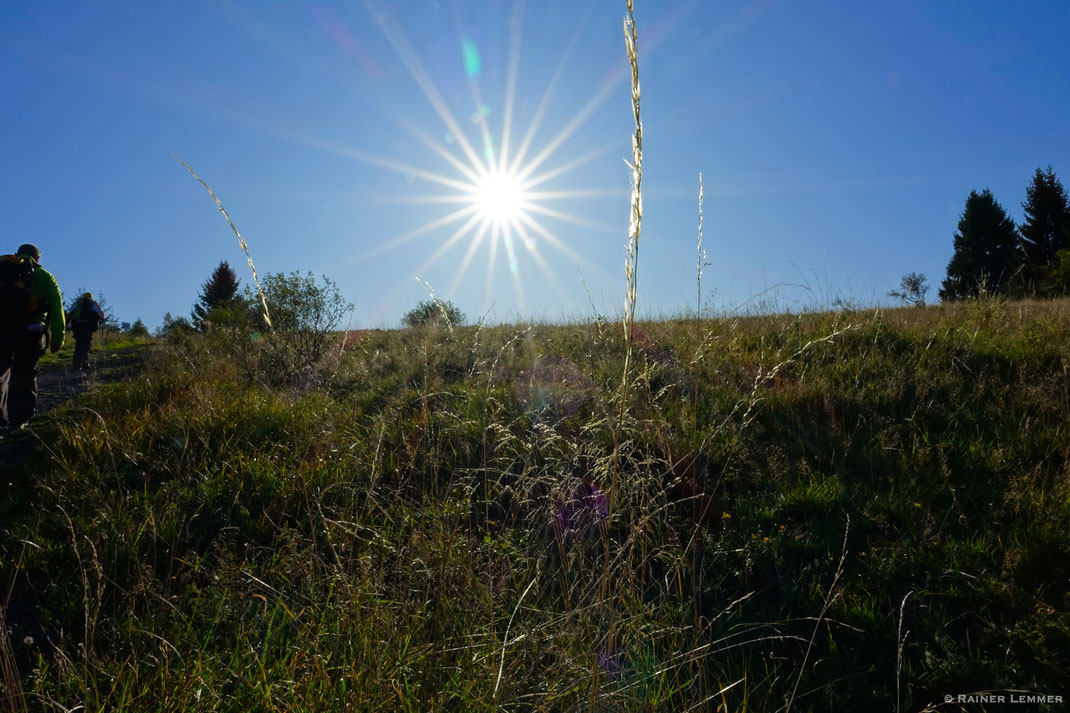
left=2, top=299, right=1068, bottom=711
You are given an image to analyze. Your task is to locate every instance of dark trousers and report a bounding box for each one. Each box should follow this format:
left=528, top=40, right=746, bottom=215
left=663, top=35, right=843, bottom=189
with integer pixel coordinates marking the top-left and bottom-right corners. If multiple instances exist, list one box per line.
left=72, top=325, right=95, bottom=369
left=0, top=327, right=48, bottom=428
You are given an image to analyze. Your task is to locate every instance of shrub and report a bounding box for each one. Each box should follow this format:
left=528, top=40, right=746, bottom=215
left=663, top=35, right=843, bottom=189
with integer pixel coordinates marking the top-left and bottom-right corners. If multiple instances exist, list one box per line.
left=156, top=311, right=193, bottom=338
left=888, top=272, right=929, bottom=307
left=231, top=271, right=353, bottom=386
left=402, top=298, right=465, bottom=328
left=126, top=318, right=150, bottom=338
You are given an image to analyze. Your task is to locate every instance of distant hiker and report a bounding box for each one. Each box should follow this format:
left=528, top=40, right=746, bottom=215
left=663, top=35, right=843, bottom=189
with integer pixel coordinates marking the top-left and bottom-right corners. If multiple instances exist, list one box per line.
left=67, top=292, right=105, bottom=371
left=0, top=244, right=64, bottom=432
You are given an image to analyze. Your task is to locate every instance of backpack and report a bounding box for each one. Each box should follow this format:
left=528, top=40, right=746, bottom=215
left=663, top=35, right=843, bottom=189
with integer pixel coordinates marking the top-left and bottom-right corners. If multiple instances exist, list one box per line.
left=0, top=255, right=39, bottom=324
left=75, top=297, right=101, bottom=331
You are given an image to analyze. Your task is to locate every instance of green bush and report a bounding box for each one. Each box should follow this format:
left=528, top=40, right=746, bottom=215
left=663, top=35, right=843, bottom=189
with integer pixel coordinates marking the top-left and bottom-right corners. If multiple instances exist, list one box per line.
left=126, top=318, right=150, bottom=337
left=156, top=311, right=193, bottom=337
left=227, top=271, right=353, bottom=386
left=402, top=298, right=465, bottom=328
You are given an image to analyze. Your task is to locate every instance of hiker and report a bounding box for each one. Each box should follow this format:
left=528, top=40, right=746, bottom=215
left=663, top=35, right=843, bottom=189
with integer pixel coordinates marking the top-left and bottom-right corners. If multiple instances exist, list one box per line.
left=67, top=292, right=105, bottom=370
left=0, top=244, right=64, bottom=432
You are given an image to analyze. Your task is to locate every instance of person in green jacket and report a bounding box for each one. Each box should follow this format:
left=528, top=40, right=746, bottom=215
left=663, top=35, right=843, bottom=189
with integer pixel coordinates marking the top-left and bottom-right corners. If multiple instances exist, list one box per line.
left=0, top=243, right=64, bottom=432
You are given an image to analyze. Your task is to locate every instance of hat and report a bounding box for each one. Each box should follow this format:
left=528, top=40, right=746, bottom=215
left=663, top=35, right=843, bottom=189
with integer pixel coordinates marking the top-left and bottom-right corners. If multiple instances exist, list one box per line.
left=17, top=243, right=41, bottom=261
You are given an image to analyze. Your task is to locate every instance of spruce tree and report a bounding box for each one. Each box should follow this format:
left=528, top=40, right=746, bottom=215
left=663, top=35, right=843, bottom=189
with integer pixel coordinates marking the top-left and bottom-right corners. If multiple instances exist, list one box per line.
left=940, top=189, right=1022, bottom=300
left=191, top=260, right=241, bottom=330
left=1020, top=166, right=1070, bottom=288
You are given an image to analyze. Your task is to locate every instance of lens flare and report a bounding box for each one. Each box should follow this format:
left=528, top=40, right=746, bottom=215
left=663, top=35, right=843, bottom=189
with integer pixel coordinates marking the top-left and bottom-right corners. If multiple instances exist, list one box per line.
left=461, top=38, right=481, bottom=77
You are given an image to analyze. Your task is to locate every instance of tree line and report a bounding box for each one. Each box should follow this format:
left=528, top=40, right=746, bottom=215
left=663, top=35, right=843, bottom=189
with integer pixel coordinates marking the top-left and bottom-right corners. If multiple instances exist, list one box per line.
left=941, top=166, right=1070, bottom=300
left=164, top=261, right=465, bottom=336
left=165, top=166, right=1069, bottom=335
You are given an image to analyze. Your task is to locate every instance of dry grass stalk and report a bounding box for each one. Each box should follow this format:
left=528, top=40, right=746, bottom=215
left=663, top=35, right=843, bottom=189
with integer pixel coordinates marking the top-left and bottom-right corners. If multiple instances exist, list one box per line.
left=0, top=609, right=27, bottom=713
left=599, top=3, right=644, bottom=705
left=896, top=590, right=915, bottom=713
left=493, top=575, right=538, bottom=698
left=696, top=171, right=706, bottom=316
left=173, top=155, right=273, bottom=330
left=414, top=276, right=456, bottom=333
left=622, top=0, right=643, bottom=343
left=613, top=0, right=644, bottom=464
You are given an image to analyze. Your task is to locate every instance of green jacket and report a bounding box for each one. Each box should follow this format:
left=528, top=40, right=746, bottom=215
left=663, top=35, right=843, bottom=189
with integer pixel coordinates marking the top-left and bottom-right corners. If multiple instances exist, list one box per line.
left=16, top=252, right=65, bottom=350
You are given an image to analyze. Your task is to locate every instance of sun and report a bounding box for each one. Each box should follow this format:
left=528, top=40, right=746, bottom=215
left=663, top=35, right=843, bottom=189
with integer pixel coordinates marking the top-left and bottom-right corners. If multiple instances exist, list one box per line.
left=323, top=1, right=631, bottom=313
left=471, top=169, right=526, bottom=224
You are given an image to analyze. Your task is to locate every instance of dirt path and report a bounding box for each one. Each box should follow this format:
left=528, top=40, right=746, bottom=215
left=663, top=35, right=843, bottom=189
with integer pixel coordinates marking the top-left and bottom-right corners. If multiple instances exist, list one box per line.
left=0, top=343, right=153, bottom=691
left=0, top=344, right=151, bottom=469
left=35, top=345, right=150, bottom=412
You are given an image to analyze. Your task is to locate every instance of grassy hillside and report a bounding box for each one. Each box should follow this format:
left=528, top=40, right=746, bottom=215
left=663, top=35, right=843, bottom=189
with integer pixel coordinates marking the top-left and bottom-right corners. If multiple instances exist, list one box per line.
left=2, top=298, right=1068, bottom=711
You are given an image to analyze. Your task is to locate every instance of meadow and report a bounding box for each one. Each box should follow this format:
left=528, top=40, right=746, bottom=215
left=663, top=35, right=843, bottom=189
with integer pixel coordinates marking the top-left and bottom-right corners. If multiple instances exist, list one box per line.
left=2, top=295, right=1068, bottom=711
left=4, top=3, right=1070, bottom=709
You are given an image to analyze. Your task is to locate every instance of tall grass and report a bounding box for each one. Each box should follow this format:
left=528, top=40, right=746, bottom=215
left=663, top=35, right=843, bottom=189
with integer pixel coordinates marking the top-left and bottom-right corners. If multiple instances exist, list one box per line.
left=622, top=0, right=644, bottom=344
left=0, top=615, right=27, bottom=713
left=174, top=155, right=273, bottom=330
left=0, top=4, right=1067, bottom=711
left=598, top=4, right=646, bottom=702
left=697, top=171, right=706, bottom=317
left=1, top=299, right=1068, bottom=709
left=613, top=0, right=645, bottom=473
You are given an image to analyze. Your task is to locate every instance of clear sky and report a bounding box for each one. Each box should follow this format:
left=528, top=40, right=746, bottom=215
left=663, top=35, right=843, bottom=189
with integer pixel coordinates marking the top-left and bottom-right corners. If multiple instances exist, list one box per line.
left=3, top=1, right=1069, bottom=328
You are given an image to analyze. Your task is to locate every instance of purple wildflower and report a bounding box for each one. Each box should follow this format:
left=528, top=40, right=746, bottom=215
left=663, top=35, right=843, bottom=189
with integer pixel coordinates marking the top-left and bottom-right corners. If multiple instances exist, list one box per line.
left=553, top=480, right=608, bottom=533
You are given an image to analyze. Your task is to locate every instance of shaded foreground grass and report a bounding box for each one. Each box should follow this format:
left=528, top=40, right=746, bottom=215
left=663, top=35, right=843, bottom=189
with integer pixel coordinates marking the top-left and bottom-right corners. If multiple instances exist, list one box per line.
left=2, top=299, right=1068, bottom=711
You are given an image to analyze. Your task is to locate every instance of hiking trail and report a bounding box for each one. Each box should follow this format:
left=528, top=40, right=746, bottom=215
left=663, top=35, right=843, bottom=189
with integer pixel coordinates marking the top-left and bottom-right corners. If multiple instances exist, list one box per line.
left=0, top=343, right=151, bottom=471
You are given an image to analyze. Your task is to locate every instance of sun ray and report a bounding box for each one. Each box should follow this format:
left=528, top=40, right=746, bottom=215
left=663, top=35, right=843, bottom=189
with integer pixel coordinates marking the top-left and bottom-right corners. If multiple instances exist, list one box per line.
left=351, top=203, right=480, bottom=264
left=484, top=223, right=501, bottom=310
left=448, top=217, right=492, bottom=296
left=368, top=212, right=485, bottom=319
left=506, top=0, right=693, bottom=185
left=409, top=210, right=485, bottom=276
left=512, top=76, right=623, bottom=185
left=452, top=2, right=498, bottom=165
left=319, top=86, right=483, bottom=184
left=242, top=6, right=487, bottom=188
left=299, top=134, right=475, bottom=192
left=518, top=139, right=624, bottom=191
left=514, top=210, right=616, bottom=284
left=510, top=218, right=572, bottom=301
left=362, top=193, right=476, bottom=205
left=520, top=202, right=617, bottom=235
left=321, top=0, right=633, bottom=320
left=271, top=9, right=486, bottom=186
left=507, top=0, right=596, bottom=175
left=159, top=13, right=487, bottom=193
left=501, top=220, right=526, bottom=311
left=389, top=113, right=487, bottom=185
left=524, top=188, right=627, bottom=201
left=363, top=0, right=488, bottom=177
left=498, top=0, right=525, bottom=175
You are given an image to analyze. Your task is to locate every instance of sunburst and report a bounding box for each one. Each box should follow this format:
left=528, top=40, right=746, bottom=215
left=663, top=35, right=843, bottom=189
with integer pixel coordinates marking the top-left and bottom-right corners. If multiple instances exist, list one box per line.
left=319, top=0, right=634, bottom=314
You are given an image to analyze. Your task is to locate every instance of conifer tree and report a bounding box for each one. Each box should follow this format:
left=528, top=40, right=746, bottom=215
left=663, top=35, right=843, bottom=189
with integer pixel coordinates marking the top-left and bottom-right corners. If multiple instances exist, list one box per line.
left=191, top=260, right=241, bottom=330
left=940, top=190, right=1022, bottom=300
left=1020, top=166, right=1070, bottom=288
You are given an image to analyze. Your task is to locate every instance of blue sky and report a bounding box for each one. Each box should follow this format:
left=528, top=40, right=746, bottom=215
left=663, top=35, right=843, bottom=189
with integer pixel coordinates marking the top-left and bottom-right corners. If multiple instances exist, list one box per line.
left=3, top=1, right=1069, bottom=328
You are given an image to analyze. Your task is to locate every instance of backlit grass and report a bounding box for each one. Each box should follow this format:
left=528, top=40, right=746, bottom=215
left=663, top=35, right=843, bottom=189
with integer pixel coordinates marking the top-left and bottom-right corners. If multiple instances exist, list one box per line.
left=2, top=298, right=1068, bottom=711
